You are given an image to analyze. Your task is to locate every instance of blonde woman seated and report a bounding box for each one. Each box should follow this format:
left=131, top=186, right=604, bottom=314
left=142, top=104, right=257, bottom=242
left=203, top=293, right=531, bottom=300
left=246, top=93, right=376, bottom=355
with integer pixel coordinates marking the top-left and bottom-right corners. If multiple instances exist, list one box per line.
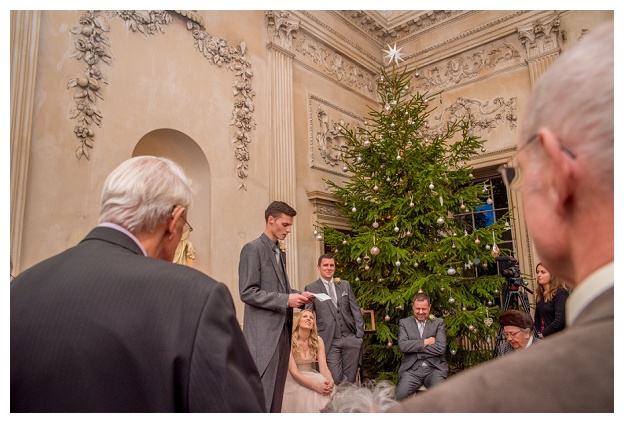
left=281, top=310, right=334, bottom=412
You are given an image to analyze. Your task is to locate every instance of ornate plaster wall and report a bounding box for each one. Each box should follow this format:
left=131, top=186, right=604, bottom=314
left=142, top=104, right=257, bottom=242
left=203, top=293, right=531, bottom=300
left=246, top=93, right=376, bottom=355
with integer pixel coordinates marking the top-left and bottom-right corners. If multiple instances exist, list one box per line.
left=10, top=10, right=613, bottom=324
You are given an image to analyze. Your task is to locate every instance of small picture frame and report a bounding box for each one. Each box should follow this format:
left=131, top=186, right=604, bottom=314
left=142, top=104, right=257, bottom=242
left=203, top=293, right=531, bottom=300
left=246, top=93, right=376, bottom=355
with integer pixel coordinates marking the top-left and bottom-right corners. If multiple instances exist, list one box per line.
left=362, top=309, right=376, bottom=334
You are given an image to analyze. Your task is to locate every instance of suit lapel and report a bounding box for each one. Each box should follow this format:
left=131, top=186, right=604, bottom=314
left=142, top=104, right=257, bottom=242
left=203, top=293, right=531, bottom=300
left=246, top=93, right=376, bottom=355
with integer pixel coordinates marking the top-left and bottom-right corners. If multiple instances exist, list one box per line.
left=316, top=279, right=337, bottom=315
left=261, top=235, right=287, bottom=291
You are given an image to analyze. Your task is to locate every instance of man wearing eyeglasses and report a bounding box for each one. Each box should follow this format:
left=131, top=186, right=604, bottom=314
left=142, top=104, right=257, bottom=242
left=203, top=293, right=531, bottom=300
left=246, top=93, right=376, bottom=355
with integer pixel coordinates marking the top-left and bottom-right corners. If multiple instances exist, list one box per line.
left=390, top=21, right=613, bottom=412
left=11, top=156, right=265, bottom=412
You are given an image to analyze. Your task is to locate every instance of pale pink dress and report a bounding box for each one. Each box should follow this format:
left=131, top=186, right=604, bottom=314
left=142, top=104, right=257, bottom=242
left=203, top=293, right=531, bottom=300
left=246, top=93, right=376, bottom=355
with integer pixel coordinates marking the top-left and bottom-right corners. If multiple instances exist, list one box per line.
left=281, top=355, right=332, bottom=413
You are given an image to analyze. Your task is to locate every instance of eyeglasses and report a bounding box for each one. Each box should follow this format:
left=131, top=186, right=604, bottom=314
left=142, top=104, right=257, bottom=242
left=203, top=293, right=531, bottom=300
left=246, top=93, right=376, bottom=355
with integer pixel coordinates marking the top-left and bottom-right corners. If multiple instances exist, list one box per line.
left=498, top=133, right=577, bottom=191
left=172, top=205, right=193, bottom=241
left=181, top=215, right=193, bottom=241
left=502, top=329, right=523, bottom=339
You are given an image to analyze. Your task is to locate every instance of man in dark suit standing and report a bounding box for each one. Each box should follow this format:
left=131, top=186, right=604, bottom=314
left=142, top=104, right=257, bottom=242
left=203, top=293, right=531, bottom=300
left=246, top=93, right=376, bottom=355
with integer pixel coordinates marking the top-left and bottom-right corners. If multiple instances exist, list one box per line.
left=11, top=156, right=265, bottom=412
left=238, top=201, right=314, bottom=412
left=389, top=21, right=613, bottom=412
left=395, top=292, right=448, bottom=400
left=305, top=253, right=364, bottom=384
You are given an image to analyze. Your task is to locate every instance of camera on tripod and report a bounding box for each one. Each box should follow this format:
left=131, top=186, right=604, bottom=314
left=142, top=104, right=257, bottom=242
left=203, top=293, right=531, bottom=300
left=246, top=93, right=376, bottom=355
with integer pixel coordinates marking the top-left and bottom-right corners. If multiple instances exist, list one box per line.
left=496, top=256, right=528, bottom=291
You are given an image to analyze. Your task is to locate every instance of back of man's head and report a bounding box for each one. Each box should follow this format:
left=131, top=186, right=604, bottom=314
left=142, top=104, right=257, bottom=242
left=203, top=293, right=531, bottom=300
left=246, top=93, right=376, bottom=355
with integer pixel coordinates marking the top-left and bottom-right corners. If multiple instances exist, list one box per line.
left=99, top=156, right=194, bottom=234
left=522, top=21, right=613, bottom=195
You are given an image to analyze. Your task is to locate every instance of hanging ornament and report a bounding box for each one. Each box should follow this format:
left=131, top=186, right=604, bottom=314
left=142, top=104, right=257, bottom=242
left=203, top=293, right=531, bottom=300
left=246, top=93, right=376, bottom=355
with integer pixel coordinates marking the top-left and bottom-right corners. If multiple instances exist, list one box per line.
left=475, top=236, right=481, bottom=245
left=394, top=221, right=399, bottom=232
left=437, top=217, right=445, bottom=225
left=504, top=220, right=511, bottom=230
left=484, top=310, right=493, bottom=327
left=364, top=264, right=371, bottom=271
left=410, top=196, right=415, bottom=207
left=448, top=297, right=456, bottom=304
left=481, top=147, right=486, bottom=152
left=334, top=248, right=338, bottom=253
left=447, top=267, right=456, bottom=275
left=450, top=349, right=457, bottom=356
left=363, top=255, right=370, bottom=262
left=462, top=306, right=467, bottom=311
left=371, top=235, right=380, bottom=255
left=406, top=231, right=411, bottom=236
left=443, top=310, right=450, bottom=317
left=468, top=324, right=475, bottom=332
left=451, top=242, right=456, bottom=249
left=494, top=289, right=500, bottom=294
left=355, top=277, right=360, bottom=282
left=316, top=233, right=323, bottom=241
left=429, top=182, right=435, bottom=190
left=372, top=220, right=379, bottom=229
left=460, top=203, right=466, bottom=210
left=396, top=154, right=402, bottom=160
left=363, top=139, right=371, bottom=148
left=357, top=155, right=362, bottom=163
left=387, top=342, right=393, bottom=348
left=473, top=257, right=481, bottom=265
left=491, top=243, right=500, bottom=257
left=485, top=244, right=491, bottom=250
left=414, top=71, right=420, bottom=78
left=342, top=165, right=348, bottom=173
left=356, top=257, right=362, bottom=264
left=395, top=260, right=401, bottom=267
left=385, top=314, right=391, bottom=322
left=440, top=287, right=445, bottom=292
left=390, top=122, right=395, bottom=128
left=313, top=229, right=318, bottom=236
left=373, top=184, right=379, bottom=191
left=413, top=261, right=419, bottom=268
left=342, top=239, right=347, bottom=245
left=487, top=300, right=493, bottom=306
left=351, top=205, right=357, bottom=212
left=386, top=176, right=391, bottom=182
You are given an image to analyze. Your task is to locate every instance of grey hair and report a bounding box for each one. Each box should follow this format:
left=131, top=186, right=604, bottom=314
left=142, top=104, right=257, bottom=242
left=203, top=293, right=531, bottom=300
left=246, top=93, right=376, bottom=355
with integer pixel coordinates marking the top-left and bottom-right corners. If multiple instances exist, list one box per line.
left=520, top=21, right=613, bottom=193
left=321, top=380, right=398, bottom=413
left=98, top=156, right=194, bottom=234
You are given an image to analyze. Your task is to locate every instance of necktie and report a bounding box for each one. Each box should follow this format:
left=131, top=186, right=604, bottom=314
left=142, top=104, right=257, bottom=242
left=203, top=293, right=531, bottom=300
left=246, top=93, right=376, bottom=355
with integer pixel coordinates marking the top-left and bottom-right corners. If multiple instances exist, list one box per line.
left=325, top=280, right=337, bottom=306
left=418, top=321, right=425, bottom=337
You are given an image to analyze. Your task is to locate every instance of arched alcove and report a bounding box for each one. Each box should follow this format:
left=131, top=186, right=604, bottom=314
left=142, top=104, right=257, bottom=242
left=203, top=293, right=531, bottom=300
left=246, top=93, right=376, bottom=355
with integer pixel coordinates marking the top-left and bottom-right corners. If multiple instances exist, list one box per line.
left=132, top=128, right=211, bottom=274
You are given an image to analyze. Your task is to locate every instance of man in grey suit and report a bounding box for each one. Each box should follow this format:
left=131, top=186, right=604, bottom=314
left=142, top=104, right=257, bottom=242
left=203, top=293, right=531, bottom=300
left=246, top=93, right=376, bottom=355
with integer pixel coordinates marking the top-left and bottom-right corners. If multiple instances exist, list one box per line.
left=389, top=21, right=613, bottom=412
left=11, top=156, right=265, bottom=412
left=238, top=201, right=315, bottom=412
left=305, top=253, right=364, bottom=384
left=395, top=292, right=448, bottom=400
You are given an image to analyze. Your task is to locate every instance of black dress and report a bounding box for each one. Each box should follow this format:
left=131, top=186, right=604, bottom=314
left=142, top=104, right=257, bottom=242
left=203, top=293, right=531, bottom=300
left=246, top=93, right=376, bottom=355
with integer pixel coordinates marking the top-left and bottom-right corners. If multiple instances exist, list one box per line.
left=534, top=287, right=569, bottom=337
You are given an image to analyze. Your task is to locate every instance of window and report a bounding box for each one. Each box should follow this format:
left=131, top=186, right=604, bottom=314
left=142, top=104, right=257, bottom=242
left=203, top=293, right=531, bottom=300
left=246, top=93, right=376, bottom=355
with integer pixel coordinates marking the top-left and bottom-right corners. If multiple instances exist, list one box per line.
left=454, top=165, right=515, bottom=277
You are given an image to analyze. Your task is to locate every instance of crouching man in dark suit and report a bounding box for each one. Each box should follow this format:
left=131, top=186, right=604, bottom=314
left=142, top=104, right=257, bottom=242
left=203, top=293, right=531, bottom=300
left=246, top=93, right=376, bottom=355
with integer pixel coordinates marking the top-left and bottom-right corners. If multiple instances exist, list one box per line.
left=395, top=292, right=448, bottom=400
left=11, top=156, right=265, bottom=412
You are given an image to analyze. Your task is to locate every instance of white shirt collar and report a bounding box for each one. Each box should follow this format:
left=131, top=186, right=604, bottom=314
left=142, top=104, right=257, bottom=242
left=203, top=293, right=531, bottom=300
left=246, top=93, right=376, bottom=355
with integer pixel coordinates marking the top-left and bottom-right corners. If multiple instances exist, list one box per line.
left=566, top=262, right=614, bottom=326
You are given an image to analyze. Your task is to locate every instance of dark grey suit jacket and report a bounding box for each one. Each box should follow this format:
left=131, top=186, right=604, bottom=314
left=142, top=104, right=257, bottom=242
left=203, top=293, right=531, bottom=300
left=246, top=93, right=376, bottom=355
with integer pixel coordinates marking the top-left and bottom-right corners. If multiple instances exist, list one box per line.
left=239, top=233, right=298, bottom=377
left=397, top=316, right=449, bottom=377
left=11, top=226, right=265, bottom=412
left=389, top=286, right=614, bottom=412
left=304, top=278, right=364, bottom=350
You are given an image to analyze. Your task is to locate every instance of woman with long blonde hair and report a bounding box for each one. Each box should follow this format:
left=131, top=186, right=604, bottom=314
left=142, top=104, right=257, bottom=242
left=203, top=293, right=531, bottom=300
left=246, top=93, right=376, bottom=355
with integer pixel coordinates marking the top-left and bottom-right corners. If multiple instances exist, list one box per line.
left=281, top=310, right=334, bottom=412
left=534, top=262, right=569, bottom=338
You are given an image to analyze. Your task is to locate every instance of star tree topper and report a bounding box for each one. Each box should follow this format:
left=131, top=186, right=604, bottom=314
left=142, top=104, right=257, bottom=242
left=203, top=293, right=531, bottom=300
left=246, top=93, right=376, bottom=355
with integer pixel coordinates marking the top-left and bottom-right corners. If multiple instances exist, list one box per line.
left=383, top=43, right=405, bottom=65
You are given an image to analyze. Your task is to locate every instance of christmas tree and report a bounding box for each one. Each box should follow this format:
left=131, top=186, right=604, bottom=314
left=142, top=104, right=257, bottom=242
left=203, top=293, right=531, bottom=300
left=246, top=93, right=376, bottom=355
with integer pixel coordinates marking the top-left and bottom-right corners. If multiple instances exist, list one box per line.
left=320, top=63, right=510, bottom=382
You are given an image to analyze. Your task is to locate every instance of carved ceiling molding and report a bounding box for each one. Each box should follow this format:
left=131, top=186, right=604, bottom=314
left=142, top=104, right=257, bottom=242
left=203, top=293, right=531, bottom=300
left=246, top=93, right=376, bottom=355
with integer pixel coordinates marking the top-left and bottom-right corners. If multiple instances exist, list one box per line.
left=337, top=10, right=465, bottom=45
left=296, top=11, right=380, bottom=67
left=295, top=34, right=375, bottom=94
left=308, top=93, right=364, bottom=176
left=68, top=10, right=255, bottom=190
left=400, top=11, right=527, bottom=64
left=412, top=39, right=521, bottom=91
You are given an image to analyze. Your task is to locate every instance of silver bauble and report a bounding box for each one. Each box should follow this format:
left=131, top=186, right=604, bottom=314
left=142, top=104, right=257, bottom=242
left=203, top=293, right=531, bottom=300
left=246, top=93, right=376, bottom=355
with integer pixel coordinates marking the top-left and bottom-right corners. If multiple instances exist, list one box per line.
left=437, top=217, right=445, bottom=225
left=370, top=246, right=380, bottom=256
left=395, top=260, right=401, bottom=267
